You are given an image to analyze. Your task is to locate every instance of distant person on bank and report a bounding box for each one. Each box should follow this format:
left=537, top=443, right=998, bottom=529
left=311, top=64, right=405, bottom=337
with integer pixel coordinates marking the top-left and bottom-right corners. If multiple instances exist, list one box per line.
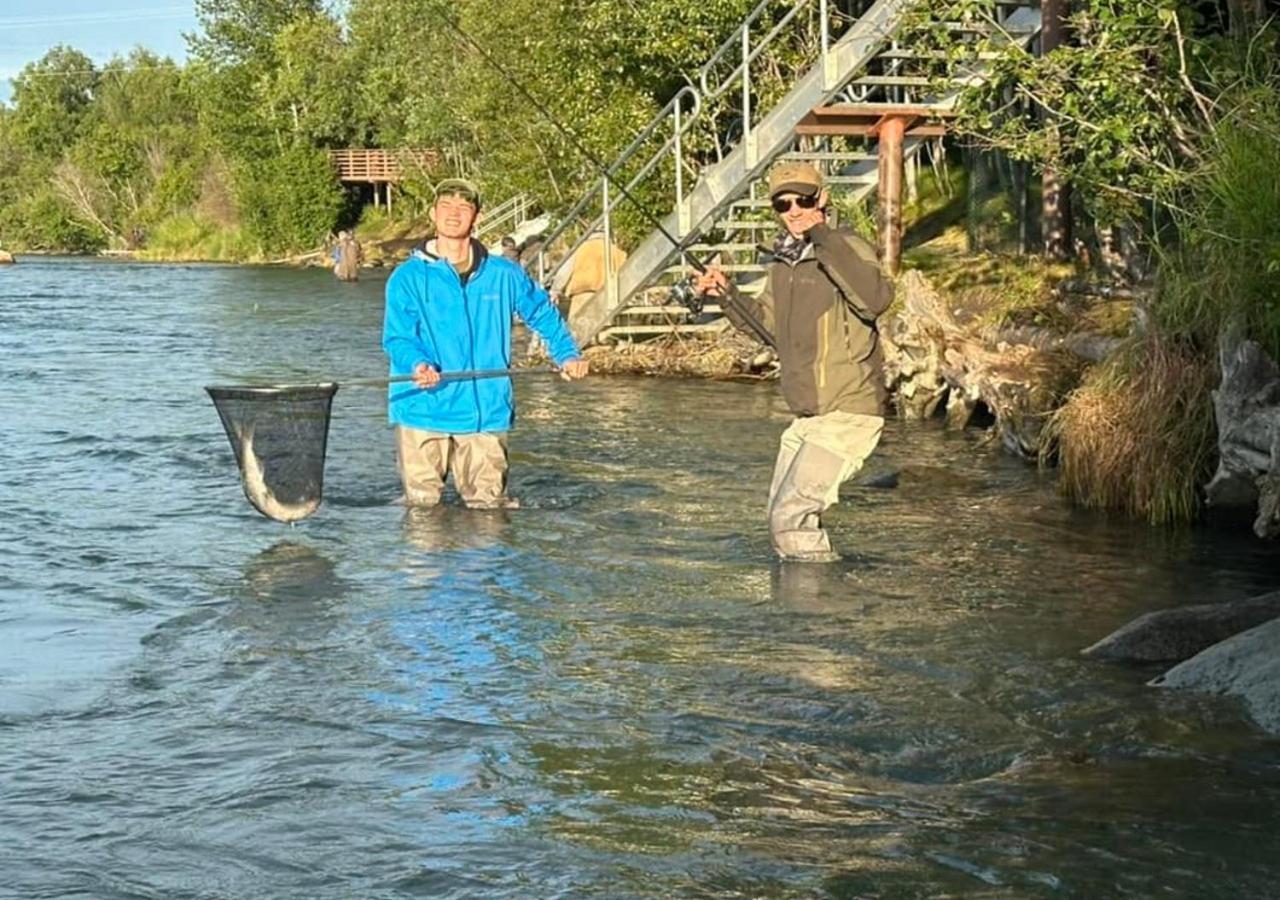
left=500, top=235, right=520, bottom=261
left=382, top=178, right=589, bottom=509
left=693, top=162, right=893, bottom=562
left=332, top=230, right=362, bottom=282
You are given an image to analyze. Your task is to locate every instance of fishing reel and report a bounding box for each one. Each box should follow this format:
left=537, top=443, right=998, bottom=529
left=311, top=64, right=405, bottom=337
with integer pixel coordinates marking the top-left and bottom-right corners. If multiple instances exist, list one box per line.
left=667, top=274, right=705, bottom=315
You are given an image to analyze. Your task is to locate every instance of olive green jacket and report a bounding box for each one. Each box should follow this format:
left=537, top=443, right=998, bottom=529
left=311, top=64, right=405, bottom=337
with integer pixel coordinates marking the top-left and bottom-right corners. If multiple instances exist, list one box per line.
left=724, top=223, right=894, bottom=417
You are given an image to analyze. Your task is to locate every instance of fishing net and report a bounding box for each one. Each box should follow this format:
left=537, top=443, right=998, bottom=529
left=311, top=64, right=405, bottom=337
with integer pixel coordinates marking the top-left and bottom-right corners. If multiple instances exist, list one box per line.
left=206, top=383, right=338, bottom=523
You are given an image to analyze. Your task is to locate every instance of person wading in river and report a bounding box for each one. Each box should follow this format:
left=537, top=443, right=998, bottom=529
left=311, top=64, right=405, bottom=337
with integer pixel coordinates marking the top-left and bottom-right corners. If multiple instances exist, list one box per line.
left=332, top=230, right=362, bottom=282
left=693, top=162, right=893, bottom=562
left=382, top=178, right=589, bottom=509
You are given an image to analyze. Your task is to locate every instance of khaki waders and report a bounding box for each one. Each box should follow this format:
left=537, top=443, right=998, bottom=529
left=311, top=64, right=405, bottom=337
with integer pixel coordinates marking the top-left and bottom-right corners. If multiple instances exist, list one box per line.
left=767, top=411, right=884, bottom=561
left=395, top=426, right=514, bottom=509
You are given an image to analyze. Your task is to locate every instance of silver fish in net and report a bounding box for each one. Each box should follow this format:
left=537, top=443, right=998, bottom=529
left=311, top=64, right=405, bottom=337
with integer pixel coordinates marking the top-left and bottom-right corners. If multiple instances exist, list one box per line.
left=206, top=383, right=338, bottom=523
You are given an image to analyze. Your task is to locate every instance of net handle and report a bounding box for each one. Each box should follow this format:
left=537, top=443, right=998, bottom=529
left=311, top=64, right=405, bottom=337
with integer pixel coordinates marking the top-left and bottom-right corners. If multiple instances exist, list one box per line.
left=341, top=365, right=559, bottom=388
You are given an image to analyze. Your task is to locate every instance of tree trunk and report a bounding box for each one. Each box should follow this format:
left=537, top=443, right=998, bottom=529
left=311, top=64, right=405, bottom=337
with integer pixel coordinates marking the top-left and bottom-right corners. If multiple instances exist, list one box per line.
left=1040, top=0, right=1072, bottom=260
left=1228, top=0, right=1266, bottom=39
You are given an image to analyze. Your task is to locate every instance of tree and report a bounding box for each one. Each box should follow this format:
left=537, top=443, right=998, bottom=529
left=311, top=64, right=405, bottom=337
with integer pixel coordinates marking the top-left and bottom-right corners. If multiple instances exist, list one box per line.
left=9, top=47, right=98, bottom=159
left=189, top=0, right=327, bottom=68
left=257, top=13, right=361, bottom=148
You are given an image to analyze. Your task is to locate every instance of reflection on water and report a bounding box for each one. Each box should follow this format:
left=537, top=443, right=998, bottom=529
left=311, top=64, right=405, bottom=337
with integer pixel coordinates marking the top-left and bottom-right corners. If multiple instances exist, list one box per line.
left=2, top=257, right=1280, bottom=898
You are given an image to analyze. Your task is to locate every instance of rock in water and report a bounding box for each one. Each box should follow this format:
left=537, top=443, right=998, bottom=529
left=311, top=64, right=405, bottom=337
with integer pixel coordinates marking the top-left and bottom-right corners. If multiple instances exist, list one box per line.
left=1150, top=616, right=1280, bottom=735
left=0, top=250, right=14, bottom=265
left=1081, top=590, right=1280, bottom=663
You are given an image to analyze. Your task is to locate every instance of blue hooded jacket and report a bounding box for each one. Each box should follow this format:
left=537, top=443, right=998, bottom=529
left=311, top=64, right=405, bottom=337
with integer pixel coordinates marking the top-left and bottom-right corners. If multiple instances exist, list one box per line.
left=382, top=239, right=580, bottom=434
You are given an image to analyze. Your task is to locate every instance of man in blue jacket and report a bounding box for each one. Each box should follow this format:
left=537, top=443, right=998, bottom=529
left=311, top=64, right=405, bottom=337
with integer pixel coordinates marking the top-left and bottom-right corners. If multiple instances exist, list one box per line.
left=382, top=178, right=589, bottom=509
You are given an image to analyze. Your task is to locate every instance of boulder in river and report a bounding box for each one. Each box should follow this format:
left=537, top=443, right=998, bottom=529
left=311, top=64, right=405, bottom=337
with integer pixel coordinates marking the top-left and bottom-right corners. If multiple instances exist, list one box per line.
left=1081, top=590, right=1280, bottom=663
left=1149, top=615, right=1280, bottom=736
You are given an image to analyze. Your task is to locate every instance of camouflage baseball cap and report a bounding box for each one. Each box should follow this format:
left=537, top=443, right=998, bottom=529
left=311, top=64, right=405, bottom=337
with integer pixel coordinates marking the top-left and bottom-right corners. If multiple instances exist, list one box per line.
left=767, top=162, right=823, bottom=198
left=434, top=177, right=481, bottom=209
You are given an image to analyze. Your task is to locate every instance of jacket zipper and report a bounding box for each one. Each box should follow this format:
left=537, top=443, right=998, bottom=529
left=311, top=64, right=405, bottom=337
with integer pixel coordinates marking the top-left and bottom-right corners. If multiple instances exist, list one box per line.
left=818, top=310, right=829, bottom=392
left=451, top=256, right=483, bottom=433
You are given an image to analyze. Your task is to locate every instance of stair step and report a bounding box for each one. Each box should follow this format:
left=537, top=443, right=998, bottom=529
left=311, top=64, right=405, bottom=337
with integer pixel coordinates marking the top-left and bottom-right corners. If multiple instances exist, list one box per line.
left=618, top=304, right=723, bottom=316
left=777, top=151, right=876, bottom=162
left=715, top=220, right=778, bottom=230
left=663, top=263, right=767, bottom=275
left=877, top=49, right=1004, bottom=61
left=599, top=321, right=731, bottom=340
left=941, top=20, right=1038, bottom=36
left=683, top=243, right=762, bottom=253
left=850, top=75, right=936, bottom=87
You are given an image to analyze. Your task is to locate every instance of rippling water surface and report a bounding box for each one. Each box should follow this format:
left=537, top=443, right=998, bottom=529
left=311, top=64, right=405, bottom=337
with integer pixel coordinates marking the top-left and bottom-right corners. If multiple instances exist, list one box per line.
left=3, top=256, right=1280, bottom=898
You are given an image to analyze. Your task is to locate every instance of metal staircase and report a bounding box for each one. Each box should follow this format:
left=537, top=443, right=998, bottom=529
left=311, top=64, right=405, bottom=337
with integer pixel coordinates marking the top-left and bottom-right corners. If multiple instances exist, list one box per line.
left=533, top=0, right=1043, bottom=346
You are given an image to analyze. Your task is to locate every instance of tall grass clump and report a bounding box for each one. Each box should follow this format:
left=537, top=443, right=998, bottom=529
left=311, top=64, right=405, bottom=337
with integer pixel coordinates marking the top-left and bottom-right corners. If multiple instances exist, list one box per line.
left=140, top=213, right=256, bottom=262
left=1045, top=337, right=1216, bottom=525
left=1157, top=79, right=1280, bottom=358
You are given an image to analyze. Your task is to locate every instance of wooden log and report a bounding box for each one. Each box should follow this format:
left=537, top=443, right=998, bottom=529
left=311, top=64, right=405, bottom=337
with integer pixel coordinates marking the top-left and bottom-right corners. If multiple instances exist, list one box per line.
left=1082, top=590, right=1280, bottom=663
left=883, top=271, right=1096, bottom=457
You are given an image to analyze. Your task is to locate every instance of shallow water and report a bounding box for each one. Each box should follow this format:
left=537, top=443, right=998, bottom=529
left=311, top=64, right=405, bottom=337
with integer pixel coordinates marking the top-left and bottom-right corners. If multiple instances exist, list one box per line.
left=2, top=256, right=1279, bottom=898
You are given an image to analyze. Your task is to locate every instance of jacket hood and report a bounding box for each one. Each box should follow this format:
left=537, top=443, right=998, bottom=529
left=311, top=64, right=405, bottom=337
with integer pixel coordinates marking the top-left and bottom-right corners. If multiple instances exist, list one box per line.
left=415, top=237, right=490, bottom=268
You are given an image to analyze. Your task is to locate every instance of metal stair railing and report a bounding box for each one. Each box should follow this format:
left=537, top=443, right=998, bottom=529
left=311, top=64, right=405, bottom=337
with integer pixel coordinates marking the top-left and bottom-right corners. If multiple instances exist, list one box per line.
left=533, top=85, right=701, bottom=309
left=475, top=192, right=534, bottom=242
left=533, top=0, right=861, bottom=301
left=566, top=0, right=918, bottom=344
left=539, top=0, right=1040, bottom=346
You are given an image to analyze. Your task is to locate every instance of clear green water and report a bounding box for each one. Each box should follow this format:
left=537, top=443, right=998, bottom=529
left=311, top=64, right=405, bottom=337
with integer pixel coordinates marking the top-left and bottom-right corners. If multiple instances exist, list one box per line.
left=2, top=257, right=1279, bottom=898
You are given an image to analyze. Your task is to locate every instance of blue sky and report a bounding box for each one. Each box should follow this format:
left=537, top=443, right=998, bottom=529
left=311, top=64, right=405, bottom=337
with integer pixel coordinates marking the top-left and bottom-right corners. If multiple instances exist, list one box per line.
left=0, top=2, right=198, bottom=105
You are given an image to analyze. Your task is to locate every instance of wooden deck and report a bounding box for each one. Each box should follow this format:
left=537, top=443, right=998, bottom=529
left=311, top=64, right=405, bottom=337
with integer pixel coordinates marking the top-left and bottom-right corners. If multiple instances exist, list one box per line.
left=328, top=149, right=439, bottom=183
left=794, top=103, right=957, bottom=138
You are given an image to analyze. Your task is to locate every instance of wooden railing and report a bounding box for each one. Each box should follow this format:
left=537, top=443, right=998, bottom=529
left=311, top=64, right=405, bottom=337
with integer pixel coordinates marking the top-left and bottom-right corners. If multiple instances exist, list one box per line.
left=328, top=149, right=439, bottom=182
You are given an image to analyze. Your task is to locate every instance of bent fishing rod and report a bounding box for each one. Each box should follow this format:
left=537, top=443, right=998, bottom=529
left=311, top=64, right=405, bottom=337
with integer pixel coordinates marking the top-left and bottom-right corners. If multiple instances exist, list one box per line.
left=429, top=6, right=776, bottom=350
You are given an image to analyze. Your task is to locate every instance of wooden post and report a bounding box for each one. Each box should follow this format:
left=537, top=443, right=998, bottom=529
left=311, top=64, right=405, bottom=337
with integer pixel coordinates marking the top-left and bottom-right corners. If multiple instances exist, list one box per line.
left=876, top=115, right=907, bottom=276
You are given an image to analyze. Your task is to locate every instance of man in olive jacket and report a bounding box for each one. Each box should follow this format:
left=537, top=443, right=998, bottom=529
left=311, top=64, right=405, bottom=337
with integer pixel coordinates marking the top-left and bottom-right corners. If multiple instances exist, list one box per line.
left=694, top=162, right=894, bottom=562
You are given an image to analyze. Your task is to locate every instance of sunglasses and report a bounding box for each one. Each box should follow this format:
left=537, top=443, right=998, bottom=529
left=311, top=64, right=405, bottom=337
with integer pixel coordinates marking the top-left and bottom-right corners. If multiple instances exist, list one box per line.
left=771, top=194, right=820, bottom=214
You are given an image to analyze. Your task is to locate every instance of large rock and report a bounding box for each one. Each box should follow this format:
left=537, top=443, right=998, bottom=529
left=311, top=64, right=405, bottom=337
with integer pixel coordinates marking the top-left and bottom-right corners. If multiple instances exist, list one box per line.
left=1150, top=615, right=1280, bottom=735
left=0, top=249, right=14, bottom=265
left=1081, top=590, right=1280, bottom=662
left=1204, top=331, right=1280, bottom=537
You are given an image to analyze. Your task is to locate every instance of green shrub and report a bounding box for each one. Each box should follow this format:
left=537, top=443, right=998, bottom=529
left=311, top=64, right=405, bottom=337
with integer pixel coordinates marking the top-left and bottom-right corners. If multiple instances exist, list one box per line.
left=234, top=145, right=343, bottom=255
left=0, top=189, right=106, bottom=253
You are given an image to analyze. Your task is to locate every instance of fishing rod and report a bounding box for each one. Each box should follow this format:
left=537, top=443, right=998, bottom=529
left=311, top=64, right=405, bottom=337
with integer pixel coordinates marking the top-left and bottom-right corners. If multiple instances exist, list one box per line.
left=429, top=5, right=777, bottom=350
left=212, top=366, right=559, bottom=392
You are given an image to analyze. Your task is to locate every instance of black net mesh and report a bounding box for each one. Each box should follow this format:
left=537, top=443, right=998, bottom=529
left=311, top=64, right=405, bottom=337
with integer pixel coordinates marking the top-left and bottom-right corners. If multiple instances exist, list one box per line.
left=206, top=383, right=338, bottom=523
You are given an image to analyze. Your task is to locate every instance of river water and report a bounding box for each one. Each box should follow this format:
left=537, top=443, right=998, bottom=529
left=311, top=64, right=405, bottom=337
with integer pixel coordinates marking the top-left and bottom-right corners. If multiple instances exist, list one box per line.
left=2, top=256, right=1279, bottom=898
